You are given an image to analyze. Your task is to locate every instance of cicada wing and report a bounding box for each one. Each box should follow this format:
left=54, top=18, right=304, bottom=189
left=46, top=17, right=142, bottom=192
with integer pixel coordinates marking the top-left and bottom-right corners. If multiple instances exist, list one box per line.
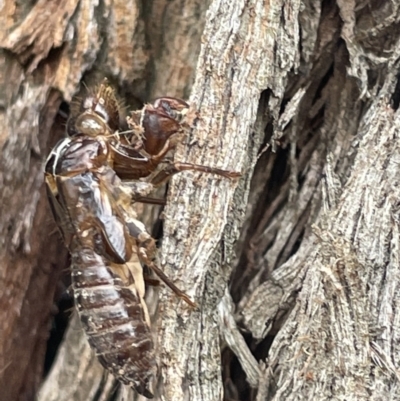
left=57, top=170, right=133, bottom=264
left=44, top=172, right=75, bottom=247
left=86, top=172, right=134, bottom=264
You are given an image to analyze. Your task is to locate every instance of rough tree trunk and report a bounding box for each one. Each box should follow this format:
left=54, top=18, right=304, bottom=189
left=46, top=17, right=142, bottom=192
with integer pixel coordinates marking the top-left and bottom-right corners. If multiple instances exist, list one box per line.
left=1, top=1, right=400, bottom=401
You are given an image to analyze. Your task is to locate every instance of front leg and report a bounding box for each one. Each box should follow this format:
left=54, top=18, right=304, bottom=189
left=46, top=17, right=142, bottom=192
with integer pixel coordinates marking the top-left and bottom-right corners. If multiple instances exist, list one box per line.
left=134, top=197, right=166, bottom=205
left=150, top=161, right=241, bottom=186
left=119, top=181, right=166, bottom=205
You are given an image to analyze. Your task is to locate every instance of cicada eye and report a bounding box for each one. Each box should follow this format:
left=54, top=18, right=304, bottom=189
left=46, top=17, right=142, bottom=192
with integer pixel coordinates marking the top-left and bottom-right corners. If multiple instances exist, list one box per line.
left=152, top=97, right=189, bottom=121
left=74, top=113, right=108, bottom=136
left=159, top=100, right=172, bottom=114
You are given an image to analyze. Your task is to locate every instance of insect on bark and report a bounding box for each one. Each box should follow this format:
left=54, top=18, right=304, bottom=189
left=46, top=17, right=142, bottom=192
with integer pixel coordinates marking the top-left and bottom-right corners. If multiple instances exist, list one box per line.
left=45, top=80, right=240, bottom=398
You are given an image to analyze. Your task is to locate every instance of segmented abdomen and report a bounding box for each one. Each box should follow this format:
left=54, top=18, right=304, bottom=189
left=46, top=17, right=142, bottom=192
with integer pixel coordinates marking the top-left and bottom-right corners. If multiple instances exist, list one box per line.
left=71, top=243, right=156, bottom=398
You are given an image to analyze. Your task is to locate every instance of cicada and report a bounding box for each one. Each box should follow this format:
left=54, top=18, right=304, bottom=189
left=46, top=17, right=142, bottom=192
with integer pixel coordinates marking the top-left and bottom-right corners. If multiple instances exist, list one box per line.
left=45, top=80, right=239, bottom=398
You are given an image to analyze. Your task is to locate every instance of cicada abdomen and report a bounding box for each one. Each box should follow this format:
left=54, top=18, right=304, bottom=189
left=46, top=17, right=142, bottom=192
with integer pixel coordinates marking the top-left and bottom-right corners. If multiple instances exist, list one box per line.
left=45, top=137, right=156, bottom=398
left=71, top=239, right=155, bottom=398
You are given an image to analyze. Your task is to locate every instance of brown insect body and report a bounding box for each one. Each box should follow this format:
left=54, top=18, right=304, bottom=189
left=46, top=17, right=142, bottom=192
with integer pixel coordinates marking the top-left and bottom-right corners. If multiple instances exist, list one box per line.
left=45, top=80, right=240, bottom=398
left=45, top=137, right=156, bottom=398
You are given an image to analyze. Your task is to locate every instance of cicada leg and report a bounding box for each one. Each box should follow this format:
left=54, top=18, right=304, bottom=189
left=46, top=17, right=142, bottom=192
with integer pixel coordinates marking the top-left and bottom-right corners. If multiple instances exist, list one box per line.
left=150, top=161, right=241, bottom=186
left=144, top=276, right=160, bottom=286
left=125, top=217, right=196, bottom=308
left=119, top=181, right=164, bottom=205
left=138, top=246, right=197, bottom=308
left=133, top=196, right=166, bottom=205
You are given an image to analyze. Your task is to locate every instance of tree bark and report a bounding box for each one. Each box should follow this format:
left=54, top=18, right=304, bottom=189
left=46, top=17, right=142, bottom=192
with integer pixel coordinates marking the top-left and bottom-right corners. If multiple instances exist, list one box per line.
left=1, top=1, right=400, bottom=401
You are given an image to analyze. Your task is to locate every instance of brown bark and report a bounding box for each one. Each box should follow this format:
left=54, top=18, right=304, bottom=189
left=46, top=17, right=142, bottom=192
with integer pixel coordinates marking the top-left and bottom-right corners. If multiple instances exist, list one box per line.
left=1, top=0, right=400, bottom=401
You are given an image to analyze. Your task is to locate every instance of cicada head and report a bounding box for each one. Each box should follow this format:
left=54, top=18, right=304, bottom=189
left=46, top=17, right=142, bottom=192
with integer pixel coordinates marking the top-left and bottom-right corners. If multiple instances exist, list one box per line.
left=128, top=97, right=189, bottom=156
left=68, top=79, right=120, bottom=137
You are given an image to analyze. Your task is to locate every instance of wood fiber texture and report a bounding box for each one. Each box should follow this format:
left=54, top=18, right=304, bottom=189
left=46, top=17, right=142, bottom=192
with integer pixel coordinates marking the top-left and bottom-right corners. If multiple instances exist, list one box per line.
left=1, top=1, right=400, bottom=401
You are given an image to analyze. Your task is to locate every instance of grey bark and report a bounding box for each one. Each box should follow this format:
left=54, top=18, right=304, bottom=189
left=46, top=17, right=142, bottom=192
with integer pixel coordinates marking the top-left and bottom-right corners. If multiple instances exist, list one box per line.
left=1, top=0, right=400, bottom=401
